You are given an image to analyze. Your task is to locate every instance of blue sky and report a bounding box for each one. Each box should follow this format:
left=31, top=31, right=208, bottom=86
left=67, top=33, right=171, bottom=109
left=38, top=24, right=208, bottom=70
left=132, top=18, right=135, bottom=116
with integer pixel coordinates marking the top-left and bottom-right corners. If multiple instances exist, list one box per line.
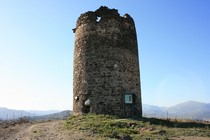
left=0, top=0, right=209, bottom=110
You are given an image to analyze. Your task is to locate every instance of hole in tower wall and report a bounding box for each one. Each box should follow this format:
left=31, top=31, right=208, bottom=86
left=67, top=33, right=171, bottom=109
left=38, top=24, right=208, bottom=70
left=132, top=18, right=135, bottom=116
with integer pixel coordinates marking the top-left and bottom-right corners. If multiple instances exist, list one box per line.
left=84, top=99, right=91, bottom=113
left=84, top=106, right=90, bottom=113
left=96, top=16, right=101, bottom=22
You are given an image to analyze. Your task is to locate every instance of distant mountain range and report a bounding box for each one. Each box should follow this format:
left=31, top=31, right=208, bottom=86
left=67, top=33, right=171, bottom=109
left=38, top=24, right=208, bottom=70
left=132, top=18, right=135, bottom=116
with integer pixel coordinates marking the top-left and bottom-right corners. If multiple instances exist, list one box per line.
left=0, top=108, right=64, bottom=120
left=143, top=100, right=210, bottom=121
left=1, top=100, right=210, bottom=121
left=0, top=107, right=30, bottom=120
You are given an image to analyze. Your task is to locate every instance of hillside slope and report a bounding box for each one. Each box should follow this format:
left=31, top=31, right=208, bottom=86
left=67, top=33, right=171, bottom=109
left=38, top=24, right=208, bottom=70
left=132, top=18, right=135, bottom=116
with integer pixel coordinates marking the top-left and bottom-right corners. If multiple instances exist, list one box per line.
left=31, top=110, right=71, bottom=121
left=1, top=114, right=210, bottom=140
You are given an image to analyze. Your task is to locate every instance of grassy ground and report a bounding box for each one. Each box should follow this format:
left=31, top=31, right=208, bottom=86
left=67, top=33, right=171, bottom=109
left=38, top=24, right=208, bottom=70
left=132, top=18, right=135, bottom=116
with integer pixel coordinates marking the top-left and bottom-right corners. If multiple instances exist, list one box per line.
left=65, top=114, right=210, bottom=140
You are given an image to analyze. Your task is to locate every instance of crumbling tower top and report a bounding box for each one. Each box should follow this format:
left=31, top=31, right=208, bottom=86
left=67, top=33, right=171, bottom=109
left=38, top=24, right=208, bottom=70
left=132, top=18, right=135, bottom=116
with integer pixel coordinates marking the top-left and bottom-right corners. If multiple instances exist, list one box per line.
left=74, top=6, right=135, bottom=32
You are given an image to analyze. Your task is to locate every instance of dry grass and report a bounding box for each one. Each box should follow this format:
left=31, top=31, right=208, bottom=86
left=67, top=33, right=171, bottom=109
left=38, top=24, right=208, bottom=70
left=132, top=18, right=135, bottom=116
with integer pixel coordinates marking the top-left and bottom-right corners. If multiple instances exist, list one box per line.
left=65, top=114, right=210, bottom=140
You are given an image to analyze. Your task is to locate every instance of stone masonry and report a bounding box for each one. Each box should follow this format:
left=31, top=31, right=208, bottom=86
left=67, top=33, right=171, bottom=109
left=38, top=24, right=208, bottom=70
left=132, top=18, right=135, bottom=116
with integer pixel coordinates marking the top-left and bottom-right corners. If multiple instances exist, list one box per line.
left=73, top=6, right=142, bottom=117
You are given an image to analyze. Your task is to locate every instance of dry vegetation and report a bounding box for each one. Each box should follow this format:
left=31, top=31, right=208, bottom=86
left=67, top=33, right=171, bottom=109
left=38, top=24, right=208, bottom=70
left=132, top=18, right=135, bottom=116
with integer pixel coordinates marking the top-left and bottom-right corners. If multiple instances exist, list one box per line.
left=65, top=114, right=210, bottom=140
left=0, top=114, right=210, bottom=140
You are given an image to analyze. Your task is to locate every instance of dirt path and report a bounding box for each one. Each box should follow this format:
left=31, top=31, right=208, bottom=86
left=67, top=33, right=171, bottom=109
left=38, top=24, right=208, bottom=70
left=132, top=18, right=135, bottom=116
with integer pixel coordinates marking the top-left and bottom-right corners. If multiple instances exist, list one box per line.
left=0, top=120, right=91, bottom=140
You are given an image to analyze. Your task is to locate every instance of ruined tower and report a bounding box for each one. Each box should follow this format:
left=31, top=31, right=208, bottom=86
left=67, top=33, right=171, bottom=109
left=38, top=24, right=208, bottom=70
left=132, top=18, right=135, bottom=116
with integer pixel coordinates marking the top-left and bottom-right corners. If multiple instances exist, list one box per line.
left=73, top=6, right=142, bottom=117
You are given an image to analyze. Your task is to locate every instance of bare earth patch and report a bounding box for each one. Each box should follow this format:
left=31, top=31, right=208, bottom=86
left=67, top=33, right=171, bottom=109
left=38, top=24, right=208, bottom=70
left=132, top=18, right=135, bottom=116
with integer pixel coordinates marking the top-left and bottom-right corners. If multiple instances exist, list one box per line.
left=0, top=120, right=94, bottom=140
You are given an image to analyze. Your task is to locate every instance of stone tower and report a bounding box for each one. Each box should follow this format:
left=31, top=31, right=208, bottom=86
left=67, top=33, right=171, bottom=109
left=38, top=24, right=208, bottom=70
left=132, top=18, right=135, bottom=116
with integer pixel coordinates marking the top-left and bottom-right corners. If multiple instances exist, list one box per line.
left=73, top=6, right=142, bottom=117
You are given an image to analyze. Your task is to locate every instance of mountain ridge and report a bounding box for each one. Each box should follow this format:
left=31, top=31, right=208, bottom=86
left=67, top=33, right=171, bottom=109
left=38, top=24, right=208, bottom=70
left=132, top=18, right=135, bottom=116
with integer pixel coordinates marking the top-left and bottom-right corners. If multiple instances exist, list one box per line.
left=0, top=108, right=64, bottom=120
left=143, top=100, right=210, bottom=120
left=1, top=100, right=210, bottom=121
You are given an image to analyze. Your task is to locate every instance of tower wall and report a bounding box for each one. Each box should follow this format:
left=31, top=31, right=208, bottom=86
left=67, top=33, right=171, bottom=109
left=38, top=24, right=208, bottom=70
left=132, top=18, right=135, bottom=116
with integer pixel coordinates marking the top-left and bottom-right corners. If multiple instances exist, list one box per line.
left=73, top=6, right=142, bottom=117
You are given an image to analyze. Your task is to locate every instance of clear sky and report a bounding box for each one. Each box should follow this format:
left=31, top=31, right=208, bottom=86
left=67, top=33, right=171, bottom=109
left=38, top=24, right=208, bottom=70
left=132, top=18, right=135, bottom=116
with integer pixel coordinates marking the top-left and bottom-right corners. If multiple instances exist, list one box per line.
left=0, top=0, right=209, bottom=110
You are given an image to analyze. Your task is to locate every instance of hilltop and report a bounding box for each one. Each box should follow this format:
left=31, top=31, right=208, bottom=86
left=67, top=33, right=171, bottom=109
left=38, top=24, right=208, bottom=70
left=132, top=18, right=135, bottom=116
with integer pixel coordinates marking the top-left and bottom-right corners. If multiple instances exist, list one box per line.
left=1, top=114, right=210, bottom=140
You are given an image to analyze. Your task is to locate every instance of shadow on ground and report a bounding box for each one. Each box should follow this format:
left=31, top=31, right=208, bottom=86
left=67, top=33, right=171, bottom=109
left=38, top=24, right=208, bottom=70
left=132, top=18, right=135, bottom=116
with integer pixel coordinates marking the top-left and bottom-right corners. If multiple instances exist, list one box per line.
left=139, top=117, right=210, bottom=128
